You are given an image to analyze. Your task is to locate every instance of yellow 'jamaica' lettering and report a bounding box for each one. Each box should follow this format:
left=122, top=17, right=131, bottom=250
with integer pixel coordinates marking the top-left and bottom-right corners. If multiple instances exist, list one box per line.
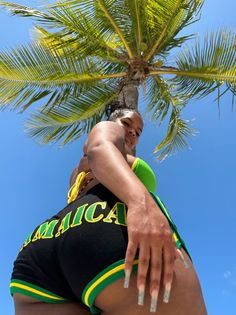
left=55, top=212, right=72, bottom=237
left=19, top=201, right=128, bottom=250
left=84, top=202, right=106, bottom=223
left=20, top=232, right=33, bottom=251
left=42, top=220, right=59, bottom=239
left=32, top=219, right=59, bottom=242
left=103, top=202, right=127, bottom=226
left=71, top=203, right=88, bottom=227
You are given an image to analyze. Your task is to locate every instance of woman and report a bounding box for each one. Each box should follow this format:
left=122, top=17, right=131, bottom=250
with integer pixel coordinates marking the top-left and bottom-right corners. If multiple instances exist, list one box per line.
left=11, top=108, right=207, bottom=315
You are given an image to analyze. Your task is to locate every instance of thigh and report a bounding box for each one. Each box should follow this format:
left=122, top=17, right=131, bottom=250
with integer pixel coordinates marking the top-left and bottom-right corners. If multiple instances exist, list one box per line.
left=13, top=293, right=91, bottom=315
left=94, top=249, right=208, bottom=315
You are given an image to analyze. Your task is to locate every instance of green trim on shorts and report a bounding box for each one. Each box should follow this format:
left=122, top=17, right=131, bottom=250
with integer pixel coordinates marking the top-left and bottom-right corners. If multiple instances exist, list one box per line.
left=82, top=192, right=191, bottom=314
left=150, top=192, right=192, bottom=261
left=82, top=258, right=139, bottom=314
left=10, top=279, right=68, bottom=303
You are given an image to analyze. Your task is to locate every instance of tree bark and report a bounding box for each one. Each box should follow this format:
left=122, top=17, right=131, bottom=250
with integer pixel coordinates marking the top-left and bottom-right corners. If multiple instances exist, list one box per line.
left=117, top=79, right=139, bottom=110
left=119, top=79, right=140, bottom=156
left=107, top=78, right=140, bottom=156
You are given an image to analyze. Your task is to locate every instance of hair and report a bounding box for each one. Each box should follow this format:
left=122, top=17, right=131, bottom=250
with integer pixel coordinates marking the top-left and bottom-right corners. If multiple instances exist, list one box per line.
left=105, top=103, right=142, bottom=122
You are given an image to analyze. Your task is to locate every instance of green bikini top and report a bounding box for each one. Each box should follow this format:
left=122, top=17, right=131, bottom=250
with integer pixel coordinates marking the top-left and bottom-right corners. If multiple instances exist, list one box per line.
left=68, top=157, right=157, bottom=204
left=131, top=157, right=157, bottom=193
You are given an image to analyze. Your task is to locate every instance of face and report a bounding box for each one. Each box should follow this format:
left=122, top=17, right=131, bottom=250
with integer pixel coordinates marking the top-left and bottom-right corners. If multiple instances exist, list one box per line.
left=115, top=111, right=144, bottom=151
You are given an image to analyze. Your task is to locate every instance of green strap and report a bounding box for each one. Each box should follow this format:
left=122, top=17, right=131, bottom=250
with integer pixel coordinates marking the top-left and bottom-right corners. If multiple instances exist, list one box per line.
left=150, top=192, right=192, bottom=261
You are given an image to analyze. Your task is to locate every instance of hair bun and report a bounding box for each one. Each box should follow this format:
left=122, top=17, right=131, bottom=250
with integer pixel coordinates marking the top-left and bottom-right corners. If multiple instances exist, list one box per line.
left=105, top=102, right=125, bottom=119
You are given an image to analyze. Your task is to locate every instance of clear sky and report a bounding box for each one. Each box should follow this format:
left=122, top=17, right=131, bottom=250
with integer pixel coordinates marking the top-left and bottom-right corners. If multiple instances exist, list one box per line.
left=0, top=1, right=235, bottom=314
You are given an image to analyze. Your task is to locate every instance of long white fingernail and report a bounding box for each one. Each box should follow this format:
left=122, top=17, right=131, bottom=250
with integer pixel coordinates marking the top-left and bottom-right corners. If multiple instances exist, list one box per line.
left=163, top=283, right=171, bottom=303
left=138, top=285, right=145, bottom=305
left=150, top=289, right=158, bottom=313
left=124, top=269, right=131, bottom=288
left=178, top=249, right=189, bottom=269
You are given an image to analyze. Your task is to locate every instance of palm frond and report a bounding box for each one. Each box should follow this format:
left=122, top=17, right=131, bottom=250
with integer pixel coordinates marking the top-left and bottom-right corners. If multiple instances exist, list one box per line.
left=0, top=1, right=201, bottom=60
left=44, top=3, right=127, bottom=60
left=53, top=0, right=148, bottom=57
left=26, top=85, right=118, bottom=144
left=146, top=75, right=194, bottom=161
left=227, top=82, right=236, bottom=95
left=47, top=0, right=132, bottom=58
left=0, top=1, right=59, bottom=24
left=96, top=0, right=133, bottom=58
left=227, top=82, right=236, bottom=111
left=117, top=0, right=152, bottom=55
left=144, top=0, right=203, bottom=60
left=0, top=42, right=126, bottom=110
left=173, top=30, right=236, bottom=100
left=1, top=1, right=127, bottom=62
left=154, top=107, right=197, bottom=162
left=146, top=75, right=188, bottom=124
left=125, top=0, right=143, bottom=54
left=33, top=26, right=128, bottom=67
left=150, top=30, right=236, bottom=100
left=0, top=0, right=234, bottom=160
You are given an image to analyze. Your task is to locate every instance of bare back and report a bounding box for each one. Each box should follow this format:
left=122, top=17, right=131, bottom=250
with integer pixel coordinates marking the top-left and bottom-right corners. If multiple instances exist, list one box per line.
left=69, top=120, right=137, bottom=197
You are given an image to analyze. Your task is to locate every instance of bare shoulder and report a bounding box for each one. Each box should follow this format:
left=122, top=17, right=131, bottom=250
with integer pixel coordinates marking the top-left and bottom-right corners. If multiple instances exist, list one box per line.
left=126, top=154, right=137, bottom=168
left=88, top=121, right=124, bottom=136
left=84, top=121, right=125, bottom=153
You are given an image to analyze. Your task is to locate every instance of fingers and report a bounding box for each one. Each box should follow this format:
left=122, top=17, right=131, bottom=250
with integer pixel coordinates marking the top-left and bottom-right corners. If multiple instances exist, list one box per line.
left=149, top=246, right=162, bottom=312
left=176, top=248, right=189, bottom=269
left=124, top=240, right=138, bottom=288
left=162, top=241, right=175, bottom=304
left=137, top=244, right=150, bottom=305
left=125, top=229, right=188, bottom=312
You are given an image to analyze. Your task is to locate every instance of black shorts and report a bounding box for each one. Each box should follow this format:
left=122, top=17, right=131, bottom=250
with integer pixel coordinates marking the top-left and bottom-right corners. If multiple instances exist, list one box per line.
left=10, top=184, right=190, bottom=314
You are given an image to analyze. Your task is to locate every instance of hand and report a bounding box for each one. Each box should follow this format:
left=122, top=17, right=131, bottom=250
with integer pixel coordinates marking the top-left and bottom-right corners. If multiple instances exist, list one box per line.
left=124, top=193, right=185, bottom=312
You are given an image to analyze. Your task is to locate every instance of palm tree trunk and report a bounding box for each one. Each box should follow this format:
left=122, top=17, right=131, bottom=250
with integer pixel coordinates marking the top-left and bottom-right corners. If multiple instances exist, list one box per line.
left=119, top=78, right=140, bottom=156
left=107, top=77, right=140, bottom=155
left=117, top=78, right=139, bottom=111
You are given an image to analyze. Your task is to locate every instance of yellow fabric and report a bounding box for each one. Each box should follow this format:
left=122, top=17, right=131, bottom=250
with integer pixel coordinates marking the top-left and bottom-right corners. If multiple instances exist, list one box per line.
left=67, top=171, right=89, bottom=204
left=10, top=282, right=63, bottom=300
left=83, top=259, right=139, bottom=307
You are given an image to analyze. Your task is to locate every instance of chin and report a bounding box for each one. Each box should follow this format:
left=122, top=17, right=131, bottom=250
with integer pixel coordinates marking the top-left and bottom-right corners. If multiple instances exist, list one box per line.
left=124, top=143, right=133, bottom=154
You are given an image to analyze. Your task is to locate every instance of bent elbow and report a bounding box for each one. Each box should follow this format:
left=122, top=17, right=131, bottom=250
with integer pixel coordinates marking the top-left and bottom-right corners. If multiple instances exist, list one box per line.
left=87, top=142, right=107, bottom=162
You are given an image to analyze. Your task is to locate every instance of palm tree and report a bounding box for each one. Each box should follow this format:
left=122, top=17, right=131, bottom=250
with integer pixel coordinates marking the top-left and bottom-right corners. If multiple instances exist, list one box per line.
left=0, top=0, right=235, bottom=160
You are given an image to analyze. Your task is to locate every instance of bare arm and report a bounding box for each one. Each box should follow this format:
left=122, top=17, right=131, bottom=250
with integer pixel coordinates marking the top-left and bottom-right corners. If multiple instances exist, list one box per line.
left=86, top=121, right=183, bottom=311
left=86, top=121, right=148, bottom=205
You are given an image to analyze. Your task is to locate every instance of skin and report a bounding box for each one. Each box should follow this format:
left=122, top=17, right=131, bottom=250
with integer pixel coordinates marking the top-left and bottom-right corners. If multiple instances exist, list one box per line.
left=85, top=112, right=178, bottom=300
left=13, top=111, right=207, bottom=315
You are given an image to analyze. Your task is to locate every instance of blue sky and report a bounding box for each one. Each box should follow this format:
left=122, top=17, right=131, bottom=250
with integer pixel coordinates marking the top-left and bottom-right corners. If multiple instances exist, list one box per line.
left=0, top=1, right=235, bottom=314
